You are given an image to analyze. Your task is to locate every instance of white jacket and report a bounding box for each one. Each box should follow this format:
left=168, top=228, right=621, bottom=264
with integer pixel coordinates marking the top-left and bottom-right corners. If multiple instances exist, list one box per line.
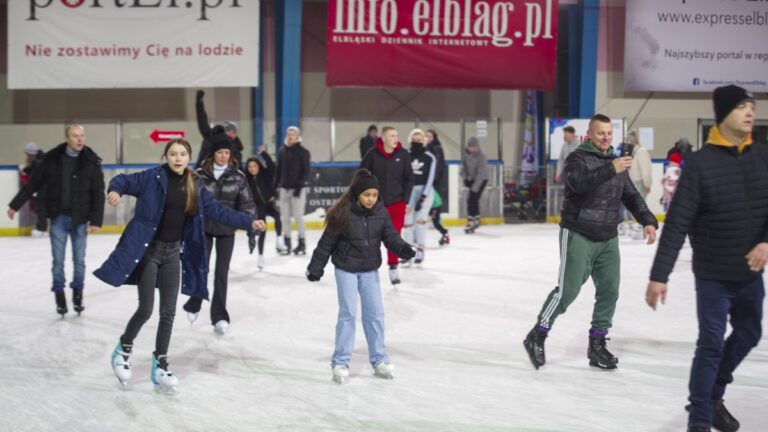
left=629, top=146, right=652, bottom=191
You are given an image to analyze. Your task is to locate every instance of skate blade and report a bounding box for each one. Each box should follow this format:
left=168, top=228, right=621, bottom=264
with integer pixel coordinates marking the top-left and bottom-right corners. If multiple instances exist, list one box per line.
left=373, top=372, right=394, bottom=380
left=332, top=376, right=344, bottom=384
left=523, top=341, right=543, bottom=370
left=588, top=360, right=618, bottom=370
left=153, top=384, right=177, bottom=394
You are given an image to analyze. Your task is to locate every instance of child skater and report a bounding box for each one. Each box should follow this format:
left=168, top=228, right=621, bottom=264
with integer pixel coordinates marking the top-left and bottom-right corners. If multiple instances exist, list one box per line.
left=306, top=169, right=415, bottom=384
left=94, top=139, right=265, bottom=392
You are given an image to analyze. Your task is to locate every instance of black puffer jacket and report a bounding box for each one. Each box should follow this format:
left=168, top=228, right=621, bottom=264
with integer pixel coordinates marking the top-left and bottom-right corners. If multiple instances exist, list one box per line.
left=197, top=166, right=257, bottom=236
left=195, top=98, right=244, bottom=166
left=276, top=143, right=311, bottom=190
left=651, top=135, right=768, bottom=283
left=9, top=143, right=105, bottom=226
left=560, top=140, right=657, bottom=241
left=245, top=152, right=278, bottom=208
left=307, top=200, right=414, bottom=275
left=360, top=139, right=414, bottom=206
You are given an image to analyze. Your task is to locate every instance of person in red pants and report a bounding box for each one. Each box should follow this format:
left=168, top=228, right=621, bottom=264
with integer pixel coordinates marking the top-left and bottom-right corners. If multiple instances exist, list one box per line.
left=361, top=126, right=414, bottom=285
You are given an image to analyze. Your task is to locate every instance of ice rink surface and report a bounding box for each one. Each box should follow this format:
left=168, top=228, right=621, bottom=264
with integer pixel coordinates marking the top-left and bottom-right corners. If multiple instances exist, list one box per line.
left=0, top=224, right=766, bottom=432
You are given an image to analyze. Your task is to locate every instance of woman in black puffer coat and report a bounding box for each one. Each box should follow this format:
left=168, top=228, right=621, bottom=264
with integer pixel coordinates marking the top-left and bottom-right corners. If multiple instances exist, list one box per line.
left=183, top=138, right=257, bottom=334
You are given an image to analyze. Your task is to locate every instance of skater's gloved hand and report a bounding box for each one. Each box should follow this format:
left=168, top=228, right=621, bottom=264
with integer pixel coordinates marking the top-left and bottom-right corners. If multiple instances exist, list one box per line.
left=196, top=89, right=205, bottom=102
left=401, top=247, right=416, bottom=261
left=293, top=187, right=302, bottom=198
left=463, top=179, right=472, bottom=188
left=248, top=233, right=256, bottom=254
left=414, top=195, right=426, bottom=212
left=306, top=270, right=322, bottom=282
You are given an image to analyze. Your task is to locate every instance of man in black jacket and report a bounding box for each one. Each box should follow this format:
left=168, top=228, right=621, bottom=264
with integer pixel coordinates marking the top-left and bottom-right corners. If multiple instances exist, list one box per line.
left=524, top=114, right=658, bottom=371
left=7, top=124, right=105, bottom=317
left=646, top=86, right=763, bottom=432
left=194, top=90, right=244, bottom=166
left=360, top=126, right=414, bottom=285
left=276, top=125, right=311, bottom=255
left=359, top=125, right=378, bottom=159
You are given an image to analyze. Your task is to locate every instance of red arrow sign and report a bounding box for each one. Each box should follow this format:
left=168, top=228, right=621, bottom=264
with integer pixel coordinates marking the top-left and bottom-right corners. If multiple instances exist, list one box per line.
left=149, top=129, right=185, bottom=143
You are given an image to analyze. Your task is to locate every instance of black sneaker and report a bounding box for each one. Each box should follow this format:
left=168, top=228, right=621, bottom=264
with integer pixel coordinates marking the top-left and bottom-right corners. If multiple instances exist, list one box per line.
left=72, top=289, right=84, bottom=316
left=523, top=327, right=547, bottom=369
left=587, top=334, right=618, bottom=369
left=55, top=291, right=68, bottom=317
left=686, top=400, right=739, bottom=432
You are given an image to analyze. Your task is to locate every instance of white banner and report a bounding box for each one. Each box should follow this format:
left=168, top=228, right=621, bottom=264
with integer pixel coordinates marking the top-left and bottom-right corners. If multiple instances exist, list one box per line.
left=624, top=0, right=768, bottom=93
left=548, top=118, right=624, bottom=161
left=8, top=1, right=258, bottom=89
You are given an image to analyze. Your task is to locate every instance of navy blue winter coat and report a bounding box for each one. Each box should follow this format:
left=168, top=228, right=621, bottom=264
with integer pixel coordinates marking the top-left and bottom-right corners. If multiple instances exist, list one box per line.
left=93, top=165, right=253, bottom=300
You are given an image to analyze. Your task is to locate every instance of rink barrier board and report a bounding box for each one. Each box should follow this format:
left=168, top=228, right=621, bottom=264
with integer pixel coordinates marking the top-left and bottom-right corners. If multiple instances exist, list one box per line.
left=545, top=214, right=667, bottom=224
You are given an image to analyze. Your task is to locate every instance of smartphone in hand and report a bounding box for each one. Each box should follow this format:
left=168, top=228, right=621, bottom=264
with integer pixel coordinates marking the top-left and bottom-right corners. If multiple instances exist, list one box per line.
left=620, top=143, right=635, bottom=158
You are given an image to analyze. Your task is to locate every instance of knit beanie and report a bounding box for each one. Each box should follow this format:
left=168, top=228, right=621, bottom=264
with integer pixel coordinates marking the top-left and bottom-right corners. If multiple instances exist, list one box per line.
left=713, top=85, right=755, bottom=125
left=467, top=136, right=480, bottom=148
left=352, top=172, right=380, bottom=198
left=24, top=142, right=39, bottom=155
left=211, top=133, right=233, bottom=154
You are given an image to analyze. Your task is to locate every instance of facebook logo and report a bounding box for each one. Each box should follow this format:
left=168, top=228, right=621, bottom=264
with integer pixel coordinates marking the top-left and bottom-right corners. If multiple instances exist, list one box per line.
left=693, top=78, right=701, bottom=86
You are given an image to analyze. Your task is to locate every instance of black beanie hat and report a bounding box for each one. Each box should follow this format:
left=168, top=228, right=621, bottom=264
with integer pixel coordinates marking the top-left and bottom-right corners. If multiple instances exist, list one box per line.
left=714, top=85, right=755, bottom=125
left=352, top=172, right=380, bottom=198
left=211, top=133, right=233, bottom=154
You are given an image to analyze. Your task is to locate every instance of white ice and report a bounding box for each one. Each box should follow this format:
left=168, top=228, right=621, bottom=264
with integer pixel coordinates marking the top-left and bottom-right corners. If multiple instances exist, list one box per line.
left=0, top=224, right=766, bottom=432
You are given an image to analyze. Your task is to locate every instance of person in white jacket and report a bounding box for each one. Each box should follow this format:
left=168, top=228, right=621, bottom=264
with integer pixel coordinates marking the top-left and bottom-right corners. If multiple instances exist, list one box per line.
left=621, top=131, right=653, bottom=238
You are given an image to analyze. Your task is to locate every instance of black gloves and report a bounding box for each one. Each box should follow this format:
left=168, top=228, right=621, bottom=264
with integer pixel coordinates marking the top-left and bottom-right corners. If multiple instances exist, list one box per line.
left=414, top=195, right=426, bottom=212
left=196, top=89, right=205, bottom=102
left=463, top=179, right=472, bottom=188
left=401, top=247, right=416, bottom=261
left=248, top=234, right=256, bottom=255
left=306, top=270, right=322, bottom=282
left=293, top=187, right=303, bottom=198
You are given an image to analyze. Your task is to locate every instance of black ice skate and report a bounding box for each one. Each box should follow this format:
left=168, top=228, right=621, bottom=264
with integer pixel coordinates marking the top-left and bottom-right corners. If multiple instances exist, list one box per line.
left=523, top=327, right=548, bottom=370
left=685, top=400, right=740, bottom=432
left=687, top=428, right=711, bottom=432
left=587, top=333, right=618, bottom=370
left=280, top=237, right=292, bottom=256
left=54, top=291, right=68, bottom=318
left=464, top=216, right=479, bottom=234
left=438, top=233, right=450, bottom=246
left=72, top=289, right=84, bottom=316
left=293, top=238, right=306, bottom=255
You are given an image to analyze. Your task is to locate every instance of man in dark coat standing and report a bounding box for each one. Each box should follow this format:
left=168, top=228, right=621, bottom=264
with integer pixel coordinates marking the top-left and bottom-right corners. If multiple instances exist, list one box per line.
left=360, top=125, right=378, bottom=159
left=195, top=90, right=244, bottom=166
left=7, top=124, right=105, bottom=317
left=646, top=85, right=763, bottom=432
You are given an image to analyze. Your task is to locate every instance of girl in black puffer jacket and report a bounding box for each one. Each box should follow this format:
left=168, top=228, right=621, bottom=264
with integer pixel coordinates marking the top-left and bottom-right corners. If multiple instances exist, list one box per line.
left=183, top=139, right=257, bottom=334
left=306, top=170, right=415, bottom=384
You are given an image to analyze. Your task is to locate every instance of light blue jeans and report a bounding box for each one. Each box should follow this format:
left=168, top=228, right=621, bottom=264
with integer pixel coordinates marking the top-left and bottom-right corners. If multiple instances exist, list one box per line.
left=404, top=185, right=433, bottom=247
left=331, top=268, right=389, bottom=368
left=50, top=214, right=87, bottom=291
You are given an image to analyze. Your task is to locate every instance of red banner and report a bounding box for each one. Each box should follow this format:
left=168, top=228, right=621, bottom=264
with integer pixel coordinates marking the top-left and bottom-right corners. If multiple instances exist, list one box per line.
left=327, top=0, right=558, bottom=89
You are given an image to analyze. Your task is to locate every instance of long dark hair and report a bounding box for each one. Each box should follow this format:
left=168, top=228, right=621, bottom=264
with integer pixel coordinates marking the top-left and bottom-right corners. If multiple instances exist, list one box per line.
left=325, top=169, right=373, bottom=236
left=162, top=138, right=198, bottom=215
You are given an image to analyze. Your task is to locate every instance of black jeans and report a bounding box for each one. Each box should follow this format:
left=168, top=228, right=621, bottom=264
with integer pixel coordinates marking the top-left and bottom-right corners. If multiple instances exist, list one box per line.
left=429, top=208, right=447, bottom=235
left=258, top=201, right=282, bottom=255
left=467, top=180, right=487, bottom=217
left=184, top=234, right=235, bottom=324
left=121, top=241, right=181, bottom=357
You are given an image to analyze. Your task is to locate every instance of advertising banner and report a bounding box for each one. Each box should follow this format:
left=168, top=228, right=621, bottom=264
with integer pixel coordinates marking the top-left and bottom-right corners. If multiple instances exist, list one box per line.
left=624, top=0, right=768, bottom=92
left=327, top=0, right=558, bottom=89
left=548, top=118, right=624, bottom=161
left=8, top=1, right=259, bottom=89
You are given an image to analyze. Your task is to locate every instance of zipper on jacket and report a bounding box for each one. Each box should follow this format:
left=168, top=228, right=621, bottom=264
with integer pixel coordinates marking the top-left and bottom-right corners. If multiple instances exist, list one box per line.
left=739, top=154, right=753, bottom=241
left=363, top=215, right=369, bottom=267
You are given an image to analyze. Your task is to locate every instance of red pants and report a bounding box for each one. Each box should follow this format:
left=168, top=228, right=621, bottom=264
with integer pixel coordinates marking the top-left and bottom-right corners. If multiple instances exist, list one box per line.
left=385, top=201, right=406, bottom=266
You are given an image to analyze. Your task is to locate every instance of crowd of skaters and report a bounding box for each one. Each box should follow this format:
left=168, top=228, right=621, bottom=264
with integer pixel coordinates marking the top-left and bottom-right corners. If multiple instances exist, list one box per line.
left=4, top=85, right=763, bottom=432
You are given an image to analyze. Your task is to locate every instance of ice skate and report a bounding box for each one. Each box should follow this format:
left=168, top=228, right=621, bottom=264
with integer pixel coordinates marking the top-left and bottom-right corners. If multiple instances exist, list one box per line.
left=276, top=238, right=289, bottom=255
left=373, top=362, right=394, bottom=379
left=465, top=217, right=479, bottom=234
left=293, top=238, right=306, bottom=255
left=151, top=354, right=178, bottom=393
left=257, top=254, right=265, bottom=271
left=687, top=428, right=711, bottom=432
left=331, top=365, right=349, bottom=384
left=588, top=333, right=619, bottom=370
left=388, top=267, right=401, bottom=285
left=111, top=341, right=132, bottom=387
left=523, top=327, right=548, bottom=370
left=629, top=222, right=644, bottom=240
left=414, top=248, right=425, bottom=265
left=617, top=221, right=630, bottom=236
left=213, top=320, right=229, bottom=335
left=30, top=229, right=47, bottom=238
left=186, top=312, right=198, bottom=325
left=438, top=233, right=450, bottom=246
left=399, top=257, right=413, bottom=268
left=54, top=291, right=67, bottom=318
left=72, top=289, right=84, bottom=316
left=685, top=400, right=740, bottom=432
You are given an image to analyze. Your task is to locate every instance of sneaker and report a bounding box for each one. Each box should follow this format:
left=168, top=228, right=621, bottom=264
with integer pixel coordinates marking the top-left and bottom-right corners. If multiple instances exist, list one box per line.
left=257, top=254, right=265, bottom=271
left=331, top=365, right=349, bottom=384
left=151, top=354, right=178, bottom=392
left=213, top=320, right=229, bottom=335
left=389, top=267, right=401, bottom=285
left=414, top=248, right=425, bottom=265
left=186, top=312, right=198, bottom=325
left=373, top=362, right=394, bottom=379
left=31, top=229, right=47, bottom=238
left=111, top=341, right=132, bottom=387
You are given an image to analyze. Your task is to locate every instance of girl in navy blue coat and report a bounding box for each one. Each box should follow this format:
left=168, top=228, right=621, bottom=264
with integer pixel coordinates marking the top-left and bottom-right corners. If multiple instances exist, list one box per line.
left=306, top=170, right=415, bottom=384
left=95, top=139, right=265, bottom=392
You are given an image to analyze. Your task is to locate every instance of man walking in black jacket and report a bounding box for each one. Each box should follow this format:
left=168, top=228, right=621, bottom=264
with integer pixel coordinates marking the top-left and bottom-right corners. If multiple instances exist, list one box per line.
left=7, top=124, right=105, bottom=317
left=646, top=86, right=763, bottom=432
left=276, top=126, right=311, bottom=255
left=524, top=114, right=658, bottom=370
